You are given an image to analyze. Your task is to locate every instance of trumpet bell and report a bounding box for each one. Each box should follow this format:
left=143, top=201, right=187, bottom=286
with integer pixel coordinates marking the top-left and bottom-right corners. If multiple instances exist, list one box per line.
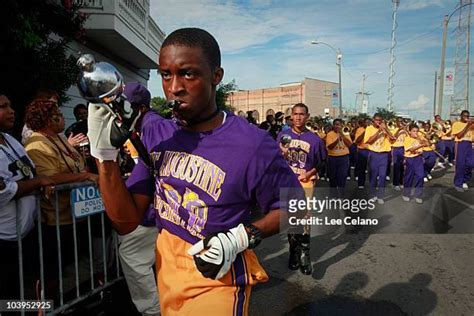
left=77, top=54, right=124, bottom=104
left=342, top=125, right=352, bottom=136
left=280, top=135, right=292, bottom=145
left=431, top=122, right=443, bottom=132
left=443, top=120, right=452, bottom=131
left=429, top=133, right=440, bottom=144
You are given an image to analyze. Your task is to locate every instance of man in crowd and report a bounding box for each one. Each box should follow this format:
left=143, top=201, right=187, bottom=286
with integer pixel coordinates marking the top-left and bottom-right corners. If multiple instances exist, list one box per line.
left=278, top=103, right=324, bottom=275
left=363, top=113, right=396, bottom=204
left=451, top=110, right=474, bottom=191
left=391, top=117, right=407, bottom=191
left=118, top=82, right=161, bottom=315
left=87, top=28, right=300, bottom=314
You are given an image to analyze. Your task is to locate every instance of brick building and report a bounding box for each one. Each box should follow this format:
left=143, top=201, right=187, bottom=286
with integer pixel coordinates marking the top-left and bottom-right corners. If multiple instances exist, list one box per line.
left=227, top=77, right=339, bottom=122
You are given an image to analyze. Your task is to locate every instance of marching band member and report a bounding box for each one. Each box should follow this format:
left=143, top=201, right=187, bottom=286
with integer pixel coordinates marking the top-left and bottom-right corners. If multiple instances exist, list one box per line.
left=354, top=118, right=368, bottom=189
left=317, top=125, right=330, bottom=181
left=326, top=119, right=352, bottom=191
left=436, top=115, right=455, bottom=167
left=391, top=117, right=407, bottom=191
left=364, top=113, right=396, bottom=204
left=451, top=110, right=474, bottom=191
left=278, top=103, right=324, bottom=275
left=347, top=118, right=358, bottom=181
left=420, top=122, right=437, bottom=182
left=402, top=124, right=425, bottom=203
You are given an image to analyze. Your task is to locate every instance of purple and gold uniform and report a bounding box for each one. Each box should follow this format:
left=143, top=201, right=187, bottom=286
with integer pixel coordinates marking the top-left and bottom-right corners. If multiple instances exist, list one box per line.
left=325, top=131, right=352, bottom=188
left=419, top=130, right=437, bottom=178
left=127, top=113, right=300, bottom=315
left=276, top=129, right=325, bottom=189
left=452, top=121, right=474, bottom=187
left=364, top=125, right=391, bottom=199
left=391, top=127, right=406, bottom=187
left=403, top=136, right=424, bottom=198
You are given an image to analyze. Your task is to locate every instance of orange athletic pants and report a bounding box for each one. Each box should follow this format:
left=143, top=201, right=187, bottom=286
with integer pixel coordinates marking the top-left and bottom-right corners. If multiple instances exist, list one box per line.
left=155, top=229, right=269, bottom=315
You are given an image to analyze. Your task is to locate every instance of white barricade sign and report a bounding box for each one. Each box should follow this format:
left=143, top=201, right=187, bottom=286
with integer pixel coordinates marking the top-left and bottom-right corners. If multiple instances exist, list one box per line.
left=70, top=185, right=105, bottom=218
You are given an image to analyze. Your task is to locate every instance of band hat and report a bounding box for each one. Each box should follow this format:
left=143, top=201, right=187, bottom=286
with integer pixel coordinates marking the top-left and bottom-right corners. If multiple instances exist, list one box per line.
left=124, top=82, right=151, bottom=107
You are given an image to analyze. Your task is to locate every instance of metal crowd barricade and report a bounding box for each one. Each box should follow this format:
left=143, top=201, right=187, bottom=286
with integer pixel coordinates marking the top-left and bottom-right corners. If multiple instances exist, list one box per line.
left=15, top=181, right=123, bottom=315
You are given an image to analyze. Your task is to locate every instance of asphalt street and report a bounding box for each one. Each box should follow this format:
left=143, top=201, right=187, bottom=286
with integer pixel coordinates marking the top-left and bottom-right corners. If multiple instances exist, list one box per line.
left=250, top=164, right=474, bottom=316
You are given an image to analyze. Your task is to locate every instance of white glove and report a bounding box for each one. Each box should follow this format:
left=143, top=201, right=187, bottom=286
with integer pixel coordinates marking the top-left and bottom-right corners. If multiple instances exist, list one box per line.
left=87, top=103, right=120, bottom=161
left=187, top=224, right=249, bottom=280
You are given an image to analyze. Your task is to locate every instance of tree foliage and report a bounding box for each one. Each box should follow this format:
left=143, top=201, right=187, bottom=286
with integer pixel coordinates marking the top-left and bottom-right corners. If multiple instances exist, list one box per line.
left=150, top=79, right=239, bottom=118
left=150, top=96, right=171, bottom=118
left=0, top=0, right=87, bottom=135
left=375, top=107, right=396, bottom=120
left=216, top=79, right=237, bottom=112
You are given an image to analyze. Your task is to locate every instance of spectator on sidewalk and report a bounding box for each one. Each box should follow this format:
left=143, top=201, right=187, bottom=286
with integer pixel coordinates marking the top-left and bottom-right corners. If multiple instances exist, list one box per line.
left=118, top=82, right=161, bottom=316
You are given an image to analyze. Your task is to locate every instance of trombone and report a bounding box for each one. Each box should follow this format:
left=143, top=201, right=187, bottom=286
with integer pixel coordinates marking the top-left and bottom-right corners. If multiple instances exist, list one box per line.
left=417, top=132, right=447, bottom=160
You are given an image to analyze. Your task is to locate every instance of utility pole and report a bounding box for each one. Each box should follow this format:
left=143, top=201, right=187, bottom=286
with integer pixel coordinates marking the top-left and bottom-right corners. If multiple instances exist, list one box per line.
left=438, top=15, right=449, bottom=116
left=337, top=51, right=343, bottom=118
left=433, top=71, right=438, bottom=117
left=360, top=74, right=367, bottom=112
left=387, top=0, right=400, bottom=112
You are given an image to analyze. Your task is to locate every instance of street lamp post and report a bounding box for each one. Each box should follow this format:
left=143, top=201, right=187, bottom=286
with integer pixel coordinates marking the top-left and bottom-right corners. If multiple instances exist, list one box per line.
left=311, top=40, right=343, bottom=117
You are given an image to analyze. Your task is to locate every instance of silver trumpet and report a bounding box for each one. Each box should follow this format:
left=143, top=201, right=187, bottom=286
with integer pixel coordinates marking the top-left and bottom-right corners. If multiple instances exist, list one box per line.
left=76, top=54, right=151, bottom=167
left=77, top=54, right=124, bottom=104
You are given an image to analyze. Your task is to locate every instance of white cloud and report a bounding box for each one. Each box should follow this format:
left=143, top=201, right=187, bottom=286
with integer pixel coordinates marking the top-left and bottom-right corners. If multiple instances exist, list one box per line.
left=399, top=0, right=445, bottom=11
left=148, top=0, right=454, bottom=120
left=407, top=94, right=430, bottom=109
left=249, top=0, right=273, bottom=8
left=149, top=0, right=287, bottom=52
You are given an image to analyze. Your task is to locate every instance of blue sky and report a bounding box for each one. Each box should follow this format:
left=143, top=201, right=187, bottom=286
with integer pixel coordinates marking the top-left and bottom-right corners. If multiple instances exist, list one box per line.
left=149, top=0, right=467, bottom=120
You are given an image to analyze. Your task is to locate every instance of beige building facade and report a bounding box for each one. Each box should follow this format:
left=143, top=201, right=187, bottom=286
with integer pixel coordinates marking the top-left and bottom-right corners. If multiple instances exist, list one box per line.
left=227, top=77, right=339, bottom=122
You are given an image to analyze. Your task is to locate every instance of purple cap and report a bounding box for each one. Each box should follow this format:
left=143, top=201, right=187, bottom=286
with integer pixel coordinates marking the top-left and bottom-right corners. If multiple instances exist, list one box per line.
left=124, top=82, right=151, bottom=107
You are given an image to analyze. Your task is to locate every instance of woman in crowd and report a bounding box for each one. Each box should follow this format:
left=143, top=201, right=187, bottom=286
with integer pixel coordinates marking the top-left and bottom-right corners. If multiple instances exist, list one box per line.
left=0, top=94, right=59, bottom=299
left=23, top=98, right=98, bottom=298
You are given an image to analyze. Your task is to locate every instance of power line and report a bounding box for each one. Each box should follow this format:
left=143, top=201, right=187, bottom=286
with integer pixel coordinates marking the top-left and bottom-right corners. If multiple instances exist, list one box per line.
left=346, top=24, right=443, bottom=56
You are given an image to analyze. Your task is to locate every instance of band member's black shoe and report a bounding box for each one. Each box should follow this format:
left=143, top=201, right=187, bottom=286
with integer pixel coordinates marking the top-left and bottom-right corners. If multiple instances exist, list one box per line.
left=298, top=234, right=312, bottom=275
left=299, top=244, right=312, bottom=275
left=288, top=249, right=300, bottom=270
left=288, top=234, right=300, bottom=270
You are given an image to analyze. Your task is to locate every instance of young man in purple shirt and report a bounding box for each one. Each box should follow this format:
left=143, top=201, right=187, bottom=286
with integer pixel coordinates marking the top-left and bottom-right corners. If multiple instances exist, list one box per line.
left=277, top=103, right=325, bottom=275
left=87, top=28, right=300, bottom=315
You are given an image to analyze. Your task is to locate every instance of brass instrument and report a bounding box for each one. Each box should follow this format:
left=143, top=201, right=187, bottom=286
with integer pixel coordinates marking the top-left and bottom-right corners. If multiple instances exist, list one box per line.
left=341, top=124, right=352, bottom=136
left=387, top=119, right=397, bottom=133
left=415, top=134, right=430, bottom=148
left=428, top=133, right=440, bottom=145
left=306, top=122, right=319, bottom=134
left=280, top=134, right=292, bottom=146
left=431, top=122, right=443, bottom=133
left=315, top=125, right=324, bottom=136
left=443, top=120, right=452, bottom=133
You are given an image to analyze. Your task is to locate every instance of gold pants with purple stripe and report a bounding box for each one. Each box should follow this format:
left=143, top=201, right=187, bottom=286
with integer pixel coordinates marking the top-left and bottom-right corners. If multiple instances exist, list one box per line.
left=156, top=229, right=269, bottom=315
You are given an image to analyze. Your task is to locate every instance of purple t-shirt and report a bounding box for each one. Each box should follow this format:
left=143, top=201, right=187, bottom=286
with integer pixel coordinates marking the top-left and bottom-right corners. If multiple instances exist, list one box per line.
left=277, top=129, right=325, bottom=175
left=138, top=110, right=165, bottom=227
left=126, top=113, right=300, bottom=244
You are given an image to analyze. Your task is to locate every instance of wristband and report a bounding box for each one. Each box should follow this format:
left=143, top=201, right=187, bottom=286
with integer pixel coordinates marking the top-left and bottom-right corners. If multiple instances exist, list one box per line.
left=245, top=224, right=262, bottom=249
